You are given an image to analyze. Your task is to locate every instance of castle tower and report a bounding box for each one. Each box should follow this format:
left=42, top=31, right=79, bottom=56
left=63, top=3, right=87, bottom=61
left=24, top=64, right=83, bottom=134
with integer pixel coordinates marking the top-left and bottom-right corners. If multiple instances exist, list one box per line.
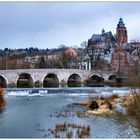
left=116, top=18, right=127, bottom=46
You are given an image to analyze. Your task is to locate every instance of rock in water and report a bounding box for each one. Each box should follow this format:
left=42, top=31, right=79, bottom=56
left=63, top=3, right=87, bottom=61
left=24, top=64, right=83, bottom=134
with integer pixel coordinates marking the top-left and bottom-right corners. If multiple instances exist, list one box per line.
left=89, top=101, right=99, bottom=110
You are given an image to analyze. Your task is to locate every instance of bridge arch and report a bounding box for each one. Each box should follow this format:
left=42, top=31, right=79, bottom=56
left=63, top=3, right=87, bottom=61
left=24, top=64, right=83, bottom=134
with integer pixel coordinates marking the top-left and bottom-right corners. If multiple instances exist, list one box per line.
left=89, top=74, right=104, bottom=83
left=0, top=75, right=7, bottom=88
left=17, top=73, right=34, bottom=88
left=43, top=73, right=59, bottom=87
left=108, top=75, right=117, bottom=81
left=67, top=73, right=82, bottom=87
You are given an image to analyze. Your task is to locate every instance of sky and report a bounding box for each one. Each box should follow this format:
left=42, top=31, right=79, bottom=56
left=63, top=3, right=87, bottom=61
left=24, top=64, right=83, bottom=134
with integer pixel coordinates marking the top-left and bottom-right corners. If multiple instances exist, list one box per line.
left=0, top=2, right=140, bottom=49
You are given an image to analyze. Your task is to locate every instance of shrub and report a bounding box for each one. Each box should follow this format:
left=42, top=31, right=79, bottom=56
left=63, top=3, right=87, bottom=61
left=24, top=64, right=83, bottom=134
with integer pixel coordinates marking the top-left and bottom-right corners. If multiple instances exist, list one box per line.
left=126, top=89, right=140, bottom=128
left=0, top=87, right=6, bottom=110
left=104, top=94, right=119, bottom=102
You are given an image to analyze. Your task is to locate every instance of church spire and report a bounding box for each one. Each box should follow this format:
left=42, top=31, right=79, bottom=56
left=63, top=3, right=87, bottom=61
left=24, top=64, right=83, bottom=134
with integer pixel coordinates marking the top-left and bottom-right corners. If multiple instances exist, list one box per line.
left=117, top=18, right=125, bottom=28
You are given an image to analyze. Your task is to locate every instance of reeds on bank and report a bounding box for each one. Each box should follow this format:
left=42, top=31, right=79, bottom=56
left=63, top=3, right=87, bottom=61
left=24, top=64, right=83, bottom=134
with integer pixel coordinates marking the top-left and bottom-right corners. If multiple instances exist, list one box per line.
left=0, top=86, right=6, bottom=110
left=48, top=122, right=90, bottom=138
left=126, top=88, right=140, bottom=129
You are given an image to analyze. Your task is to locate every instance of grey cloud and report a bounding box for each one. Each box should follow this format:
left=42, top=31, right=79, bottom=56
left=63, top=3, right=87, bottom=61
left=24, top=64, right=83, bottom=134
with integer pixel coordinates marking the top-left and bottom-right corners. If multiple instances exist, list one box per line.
left=0, top=2, right=140, bottom=49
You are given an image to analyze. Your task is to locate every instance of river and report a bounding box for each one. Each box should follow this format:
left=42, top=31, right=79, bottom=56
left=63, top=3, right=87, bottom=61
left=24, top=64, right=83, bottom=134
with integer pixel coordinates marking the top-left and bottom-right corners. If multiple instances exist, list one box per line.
left=0, top=87, right=139, bottom=138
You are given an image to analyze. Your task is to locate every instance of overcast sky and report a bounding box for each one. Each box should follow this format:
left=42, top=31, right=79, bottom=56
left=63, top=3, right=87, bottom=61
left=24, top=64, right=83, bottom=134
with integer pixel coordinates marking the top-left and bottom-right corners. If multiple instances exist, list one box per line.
left=0, top=2, right=140, bottom=49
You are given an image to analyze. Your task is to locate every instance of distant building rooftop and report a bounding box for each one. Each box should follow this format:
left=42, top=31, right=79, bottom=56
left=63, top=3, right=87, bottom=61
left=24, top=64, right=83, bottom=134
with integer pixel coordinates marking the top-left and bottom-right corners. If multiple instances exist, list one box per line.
left=90, top=30, right=115, bottom=43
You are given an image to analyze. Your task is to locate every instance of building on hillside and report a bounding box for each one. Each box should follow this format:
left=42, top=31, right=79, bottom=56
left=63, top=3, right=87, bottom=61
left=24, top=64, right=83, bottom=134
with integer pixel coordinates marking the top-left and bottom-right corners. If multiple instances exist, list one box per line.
left=25, top=56, right=42, bottom=63
left=130, top=42, right=140, bottom=60
left=47, top=48, right=64, bottom=60
left=86, top=18, right=129, bottom=71
left=122, top=43, right=133, bottom=53
left=73, top=48, right=90, bottom=70
left=87, top=29, right=116, bottom=70
left=10, top=49, right=26, bottom=56
left=47, top=47, right=78, bottom=60
left=87, top=18, right=128, bottom=48
left=64, top=48, right=77, bottom=57
left=130, top=41, right=140, bottom=49
left=88, top=29, right=116, bottom=47
left=46, top=47, right=81, bottom=69
left=24, top=55, right=47, bottom=68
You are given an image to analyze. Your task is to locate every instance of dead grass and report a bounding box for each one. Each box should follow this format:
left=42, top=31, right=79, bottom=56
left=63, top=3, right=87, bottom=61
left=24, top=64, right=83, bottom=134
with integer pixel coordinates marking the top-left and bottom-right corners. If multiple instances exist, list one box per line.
left=0, top=87, right=6, bottom=110
left=48, top=122, right=90, bottom=138
left=126, top=89, right=140, bottom=128
left=104, top=94, right=119, bottom=102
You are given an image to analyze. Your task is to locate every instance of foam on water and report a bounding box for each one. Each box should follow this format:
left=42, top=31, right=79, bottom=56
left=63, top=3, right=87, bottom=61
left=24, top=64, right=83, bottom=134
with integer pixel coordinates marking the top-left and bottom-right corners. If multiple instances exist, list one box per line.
left=6, top=90, right=30, bottom=96
left=4, top=87, right=132, bottom=97
left=39, top=90, right=48, bottom=94
left=113, top=90, right=130, bottom=94
left=61, top=93, right=90, bottom=96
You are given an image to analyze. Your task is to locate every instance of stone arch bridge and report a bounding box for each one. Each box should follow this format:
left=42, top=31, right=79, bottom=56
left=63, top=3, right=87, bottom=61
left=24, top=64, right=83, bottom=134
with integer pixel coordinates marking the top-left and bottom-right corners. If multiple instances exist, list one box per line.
left=0, top=69, right=116, bottom=88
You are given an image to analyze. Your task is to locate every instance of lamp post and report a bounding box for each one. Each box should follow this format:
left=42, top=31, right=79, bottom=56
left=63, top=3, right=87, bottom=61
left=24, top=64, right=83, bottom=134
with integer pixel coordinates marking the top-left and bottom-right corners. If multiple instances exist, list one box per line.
left=87, top=44, right=105, bottom=70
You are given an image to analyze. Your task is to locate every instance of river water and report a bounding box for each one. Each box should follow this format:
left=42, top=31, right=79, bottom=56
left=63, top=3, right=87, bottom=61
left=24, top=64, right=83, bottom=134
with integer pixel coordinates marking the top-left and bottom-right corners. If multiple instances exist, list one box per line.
left=0, top=87, right=139, bottom=138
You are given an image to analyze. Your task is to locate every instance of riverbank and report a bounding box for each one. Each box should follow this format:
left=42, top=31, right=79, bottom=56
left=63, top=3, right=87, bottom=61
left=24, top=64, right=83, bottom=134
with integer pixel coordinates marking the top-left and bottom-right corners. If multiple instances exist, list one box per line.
left=76, top=90, right=140, bottom=135
left=0, top=87, right=6, bottom=110
left=77, top=93, right=134, bottom=115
